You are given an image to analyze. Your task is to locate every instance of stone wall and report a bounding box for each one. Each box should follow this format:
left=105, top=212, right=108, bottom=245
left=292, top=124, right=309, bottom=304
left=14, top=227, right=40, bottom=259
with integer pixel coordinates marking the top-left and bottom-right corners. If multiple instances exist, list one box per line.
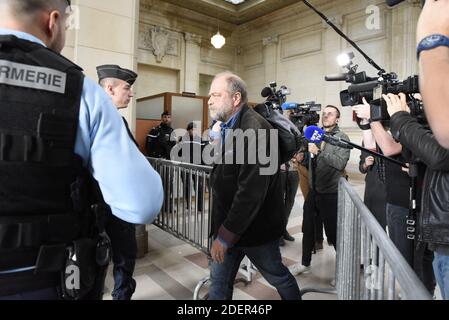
left=63, top=0, right=140, bottom=131
left=62, top=0, right=422, bottom=175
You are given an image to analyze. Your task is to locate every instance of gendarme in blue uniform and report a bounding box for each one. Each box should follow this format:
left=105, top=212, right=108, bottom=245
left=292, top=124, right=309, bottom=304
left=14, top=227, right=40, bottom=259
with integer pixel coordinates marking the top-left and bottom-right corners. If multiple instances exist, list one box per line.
left=0, top=28, right=163, bottom=225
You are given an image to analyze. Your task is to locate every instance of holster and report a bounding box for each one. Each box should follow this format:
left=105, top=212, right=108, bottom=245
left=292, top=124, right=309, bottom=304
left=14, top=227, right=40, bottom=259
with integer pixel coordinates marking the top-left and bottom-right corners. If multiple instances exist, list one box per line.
left=60, top=232, right=111, bottom=300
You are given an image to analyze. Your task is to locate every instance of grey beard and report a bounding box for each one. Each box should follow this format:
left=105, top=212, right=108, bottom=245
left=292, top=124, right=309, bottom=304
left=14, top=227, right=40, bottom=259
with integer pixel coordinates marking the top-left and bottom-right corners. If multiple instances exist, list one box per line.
left=211, top=110, right=232, bottom=122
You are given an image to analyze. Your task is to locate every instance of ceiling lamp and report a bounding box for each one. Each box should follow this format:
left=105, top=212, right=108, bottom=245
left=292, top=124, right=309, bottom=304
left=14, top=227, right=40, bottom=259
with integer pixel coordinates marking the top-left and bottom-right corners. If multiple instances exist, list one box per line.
left=211, top=31, right=226, bottom=49
left=224, top=0, right=246, bottom=4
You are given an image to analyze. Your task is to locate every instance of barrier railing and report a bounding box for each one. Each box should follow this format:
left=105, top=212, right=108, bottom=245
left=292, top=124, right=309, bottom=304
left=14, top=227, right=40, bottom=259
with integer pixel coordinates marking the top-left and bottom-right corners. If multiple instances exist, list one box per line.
left=147, top=157, right=257, bottom=299
left=335, top=178, right=432, bottom=300
left=149, top=159, right=429, bottom=300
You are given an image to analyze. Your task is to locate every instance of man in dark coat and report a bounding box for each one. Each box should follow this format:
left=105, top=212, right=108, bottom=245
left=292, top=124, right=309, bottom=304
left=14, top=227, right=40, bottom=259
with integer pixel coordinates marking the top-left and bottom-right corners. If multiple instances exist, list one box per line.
left=207, top=71, right=301, bottom=300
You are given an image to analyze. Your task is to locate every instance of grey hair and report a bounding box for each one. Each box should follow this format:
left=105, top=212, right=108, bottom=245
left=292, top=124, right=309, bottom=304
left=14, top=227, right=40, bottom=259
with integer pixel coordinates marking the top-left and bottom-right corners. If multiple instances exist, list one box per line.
left=2, top=0, right=69, bottom=17
left=214, top=71, right=248, bottom=106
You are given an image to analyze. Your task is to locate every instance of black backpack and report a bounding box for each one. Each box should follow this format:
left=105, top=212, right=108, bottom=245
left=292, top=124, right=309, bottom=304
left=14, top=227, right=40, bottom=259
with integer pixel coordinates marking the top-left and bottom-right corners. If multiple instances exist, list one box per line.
left=253, top=103, right=302, bottom=164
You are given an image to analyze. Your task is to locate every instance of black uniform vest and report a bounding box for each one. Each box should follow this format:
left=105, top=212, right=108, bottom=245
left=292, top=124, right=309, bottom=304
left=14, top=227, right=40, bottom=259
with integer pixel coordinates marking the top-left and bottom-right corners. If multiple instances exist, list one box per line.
left=0, top=35, right=87, bottom=275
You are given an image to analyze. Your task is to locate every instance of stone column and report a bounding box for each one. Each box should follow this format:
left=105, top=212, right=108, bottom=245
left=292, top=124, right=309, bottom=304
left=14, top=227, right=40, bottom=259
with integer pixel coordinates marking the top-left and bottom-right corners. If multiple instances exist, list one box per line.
left=390, top=1, right=421, bottom=78
left=62, top=0, right=140, bottom=133
left=184, top=32, right=202, bottom=94
left=262, top=35, right=279, bottom=84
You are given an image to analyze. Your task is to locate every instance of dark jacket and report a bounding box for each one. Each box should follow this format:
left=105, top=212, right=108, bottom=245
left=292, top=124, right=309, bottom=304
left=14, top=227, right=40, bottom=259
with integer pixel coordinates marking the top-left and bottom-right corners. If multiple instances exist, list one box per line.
left=359, top=145, right=387, bottom=229
left=146, top=123, right=175, bottom=159
left=390, top=112, right=449, bottom=251
left=209, top=104, right=286, bottom=247
left=309, top=125, right=351, bottom=193
left=122, top=117, right=138, bottom=147
left=0, top=35, right=105, bottom=297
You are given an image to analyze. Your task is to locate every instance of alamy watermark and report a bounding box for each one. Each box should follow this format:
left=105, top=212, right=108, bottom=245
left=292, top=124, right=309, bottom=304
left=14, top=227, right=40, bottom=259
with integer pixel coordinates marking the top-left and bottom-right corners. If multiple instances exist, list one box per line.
left=169, top=121, right=279, bottom=175
left=65, top=264, right=80, bottom=290
left=366, top=5, right=381, bottom=31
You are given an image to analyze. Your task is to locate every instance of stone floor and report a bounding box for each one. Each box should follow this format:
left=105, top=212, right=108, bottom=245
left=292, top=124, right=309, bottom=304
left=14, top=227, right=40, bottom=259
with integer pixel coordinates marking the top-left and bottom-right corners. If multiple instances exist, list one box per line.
left=103, top=178, right=368, bottom=300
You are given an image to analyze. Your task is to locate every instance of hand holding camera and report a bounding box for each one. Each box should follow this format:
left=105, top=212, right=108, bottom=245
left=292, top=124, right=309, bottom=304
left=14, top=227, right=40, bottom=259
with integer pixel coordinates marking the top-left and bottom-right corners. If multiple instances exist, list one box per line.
left=384, top=93, right=410, bottom=117
left=352, top=97, right=371, bottom=122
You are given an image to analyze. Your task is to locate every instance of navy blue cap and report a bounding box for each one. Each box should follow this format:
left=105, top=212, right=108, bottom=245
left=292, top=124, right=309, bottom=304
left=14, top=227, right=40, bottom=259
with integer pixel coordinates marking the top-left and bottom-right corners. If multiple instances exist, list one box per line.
left=96, top=64, right=138, bottom=85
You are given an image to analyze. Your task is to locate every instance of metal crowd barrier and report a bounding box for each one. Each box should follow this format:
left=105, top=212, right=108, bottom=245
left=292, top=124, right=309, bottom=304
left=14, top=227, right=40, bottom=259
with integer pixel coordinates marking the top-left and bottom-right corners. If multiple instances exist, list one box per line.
left=147, top=157, right=257, bottom=300
left=334, top=178, right=432, bottom=300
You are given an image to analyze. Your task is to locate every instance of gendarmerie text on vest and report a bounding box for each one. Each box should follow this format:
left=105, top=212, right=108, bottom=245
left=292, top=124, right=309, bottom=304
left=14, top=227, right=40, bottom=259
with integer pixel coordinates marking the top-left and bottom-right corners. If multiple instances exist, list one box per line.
left=0, top=59, right=66, bottom=94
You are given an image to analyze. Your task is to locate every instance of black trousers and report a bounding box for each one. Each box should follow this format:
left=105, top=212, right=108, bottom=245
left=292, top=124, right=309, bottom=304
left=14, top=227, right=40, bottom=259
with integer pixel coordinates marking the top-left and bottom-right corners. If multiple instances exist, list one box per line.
left=105, top=214, right=137, bottom=300
left=182, top=172, right=204, bottom=211
left=281, top=170, right=299, bottom=228
left=302, top=190, right=338, bottom=266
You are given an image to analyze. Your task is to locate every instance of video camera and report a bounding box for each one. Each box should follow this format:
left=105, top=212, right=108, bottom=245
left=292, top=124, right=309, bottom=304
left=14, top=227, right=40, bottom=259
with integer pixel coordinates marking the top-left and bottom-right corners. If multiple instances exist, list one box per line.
left=326, top=52, right=425, bottom=123
left=261, top=81, right=291, bottom=111
left=282, top=101, right=321, bottom=133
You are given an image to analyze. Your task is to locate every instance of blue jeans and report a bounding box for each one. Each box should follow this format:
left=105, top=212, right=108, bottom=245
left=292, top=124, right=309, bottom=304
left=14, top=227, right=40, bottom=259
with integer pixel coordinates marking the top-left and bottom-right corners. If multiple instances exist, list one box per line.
left=433, top=252, right=449, bottom=300
left=208, top=239, right=301, bottom=300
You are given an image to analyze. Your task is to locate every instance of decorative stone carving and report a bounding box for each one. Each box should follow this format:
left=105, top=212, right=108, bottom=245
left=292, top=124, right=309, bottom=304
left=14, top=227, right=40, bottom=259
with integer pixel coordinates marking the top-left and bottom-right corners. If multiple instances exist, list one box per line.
left=184, top=32, right=202, bottom=46
left=139, top=25, right=179, bottom=63
left=262, top=35, right=279, bottom=46
left=151, top=26, right=169, bottom=62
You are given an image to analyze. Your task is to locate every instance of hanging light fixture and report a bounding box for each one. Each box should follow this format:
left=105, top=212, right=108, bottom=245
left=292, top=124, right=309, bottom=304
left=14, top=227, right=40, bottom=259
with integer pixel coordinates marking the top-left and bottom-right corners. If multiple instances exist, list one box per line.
left=211, top=30, right=226, bottom=49
left=211, top=16, right=225, bottom=49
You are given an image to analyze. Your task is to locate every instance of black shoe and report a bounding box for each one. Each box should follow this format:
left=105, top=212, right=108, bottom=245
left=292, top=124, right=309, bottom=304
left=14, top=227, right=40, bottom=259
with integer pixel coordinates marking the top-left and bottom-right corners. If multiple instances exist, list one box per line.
left=315, top=240, right=323, bottom=251
left=284, top=232, right=295, bottom=242
left=279, top=238, right=285, bottom=247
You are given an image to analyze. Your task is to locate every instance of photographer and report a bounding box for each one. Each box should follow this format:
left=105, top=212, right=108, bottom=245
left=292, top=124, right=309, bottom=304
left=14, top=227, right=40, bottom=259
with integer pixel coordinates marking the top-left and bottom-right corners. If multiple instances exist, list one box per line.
left=353, top=100, right=412, bottom=265
left=416, top=0, right=449, bottom=148
left=357, top=116, right=387, bottom=230
left=387, top=92, right=449, bottom=299
left=353, top=96, right=436, bottom=295
left=290, top=106, right=350, bottom=276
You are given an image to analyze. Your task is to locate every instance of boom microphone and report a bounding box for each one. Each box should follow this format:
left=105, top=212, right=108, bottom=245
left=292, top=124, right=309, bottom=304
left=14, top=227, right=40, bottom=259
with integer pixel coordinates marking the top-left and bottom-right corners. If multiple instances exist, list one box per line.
left=303, top=125, right=407, bottom=167
left=304, top=125, right=352, bottom=149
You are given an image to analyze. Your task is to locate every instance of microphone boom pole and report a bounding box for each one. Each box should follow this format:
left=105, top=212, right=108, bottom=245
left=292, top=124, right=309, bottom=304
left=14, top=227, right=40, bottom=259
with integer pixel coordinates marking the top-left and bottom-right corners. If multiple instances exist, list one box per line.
left=336, top=138, right=408, bottom=168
